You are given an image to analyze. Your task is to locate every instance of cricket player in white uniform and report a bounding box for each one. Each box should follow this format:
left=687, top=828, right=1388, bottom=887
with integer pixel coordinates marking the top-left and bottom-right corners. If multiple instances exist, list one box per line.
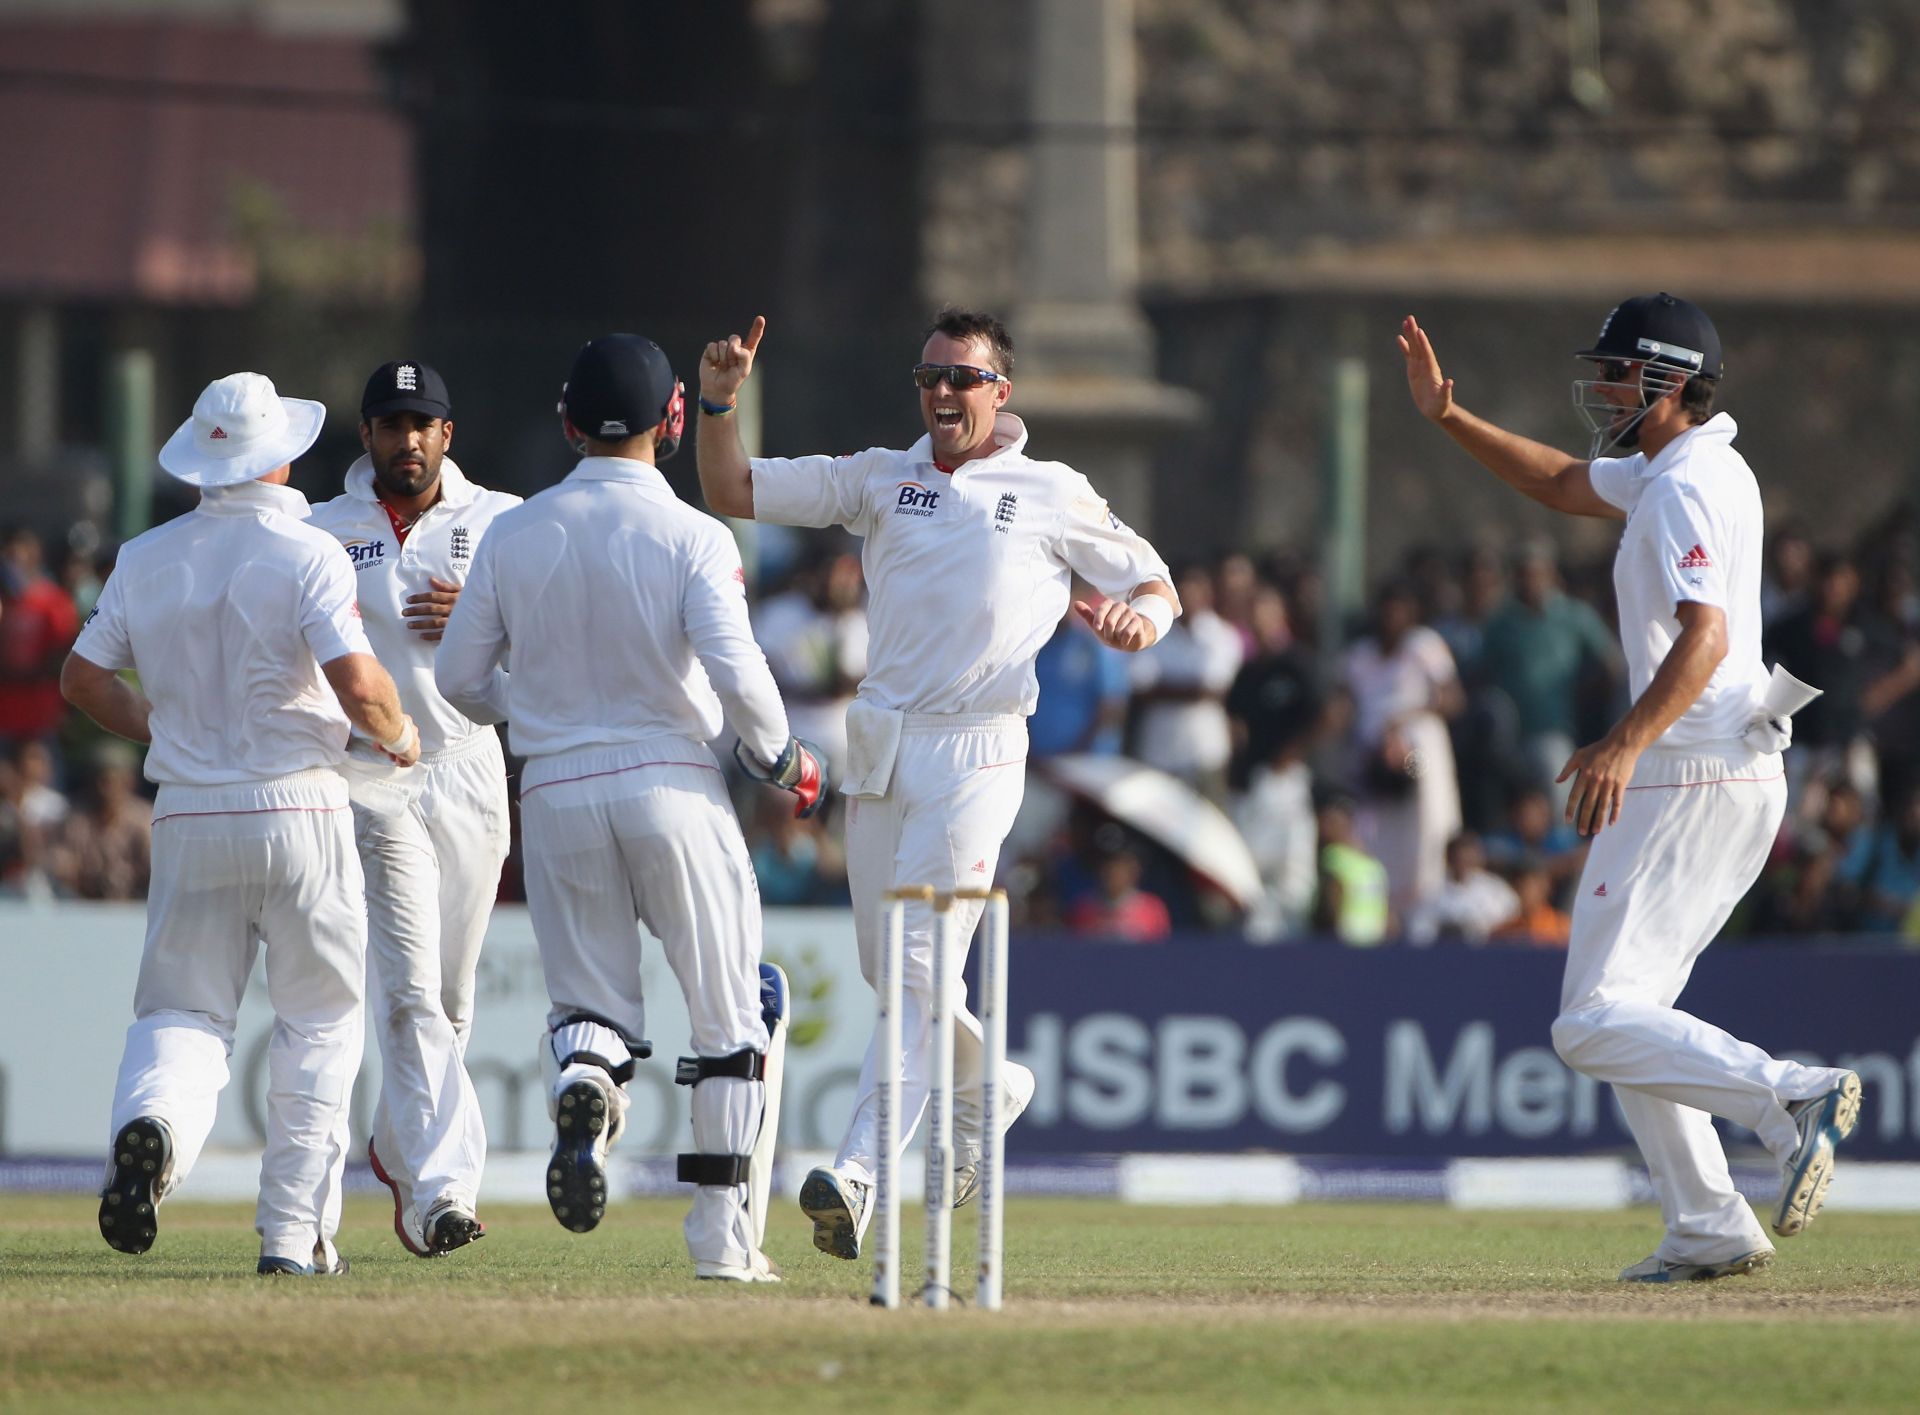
left=437, top=334, right=822, bottom=1283
left=696, top=309, right=1180, bottom=1260
left=307, top=360, right=521, bottom=1257
left=1400, top=294, right=1862, bottom=1282
left=62, top=372, right=420, bottom=1277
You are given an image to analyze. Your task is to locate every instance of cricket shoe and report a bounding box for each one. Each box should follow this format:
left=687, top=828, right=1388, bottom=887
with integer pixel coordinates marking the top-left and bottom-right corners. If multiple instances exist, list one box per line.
left=548, top=1078, right=614, bottom=1234
left=99, top=1117, right=173, bottom=1255
left=696, top=1249, right=783, bottom=1283
left=367, top=1138, right=429, bottom=1257
left=1773, top=1071, right=1863, bottom=1238
left=798, top=1166, right=871, bottom=1260
left=257, top=1244, right=350, bottom=1278
left=424, top=1198, right=486, bottom=1256
left=1618, top=1249, right=1773, bottom=1283
left=953, top=1060, right=1036, bottom=1209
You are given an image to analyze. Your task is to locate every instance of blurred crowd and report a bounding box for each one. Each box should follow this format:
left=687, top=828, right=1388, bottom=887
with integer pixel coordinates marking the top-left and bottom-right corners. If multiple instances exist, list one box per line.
left=7, top=506, right=1920, bottom=946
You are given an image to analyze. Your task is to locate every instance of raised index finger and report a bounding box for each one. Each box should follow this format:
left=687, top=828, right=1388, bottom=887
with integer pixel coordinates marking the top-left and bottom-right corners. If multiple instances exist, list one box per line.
left=742, top=315, right=767, bottom=354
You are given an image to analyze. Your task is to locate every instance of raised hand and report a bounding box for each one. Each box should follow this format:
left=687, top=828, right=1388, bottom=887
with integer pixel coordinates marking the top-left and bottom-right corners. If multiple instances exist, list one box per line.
left=1074, top=596, right=1158, bottom=652
left=700, top=316, right=766, bottom=405
left=1397, top=315, right=1456, bottom=424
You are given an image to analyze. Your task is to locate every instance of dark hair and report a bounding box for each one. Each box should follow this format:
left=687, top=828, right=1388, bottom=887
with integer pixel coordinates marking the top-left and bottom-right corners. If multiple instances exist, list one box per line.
left=926, top=307, right=1014, bottom=377
left=1680, top=373, right=1717, bottom=424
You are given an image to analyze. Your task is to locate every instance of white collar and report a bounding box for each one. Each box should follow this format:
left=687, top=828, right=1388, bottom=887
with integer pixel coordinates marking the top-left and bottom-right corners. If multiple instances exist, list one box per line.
left=196, top=480, right=312, bottom=519
left=566, top=456, right=671, bottom=491
left=1641, top=412, right=1738, bottom=482
left=343, top=453, right=480, bottom=509
left=906, top=411, right=1030, bottom=474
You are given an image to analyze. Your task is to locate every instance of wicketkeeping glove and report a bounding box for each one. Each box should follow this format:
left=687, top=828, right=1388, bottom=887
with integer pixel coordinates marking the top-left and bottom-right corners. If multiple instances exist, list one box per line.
left=733, top=736, right=830, bottom=819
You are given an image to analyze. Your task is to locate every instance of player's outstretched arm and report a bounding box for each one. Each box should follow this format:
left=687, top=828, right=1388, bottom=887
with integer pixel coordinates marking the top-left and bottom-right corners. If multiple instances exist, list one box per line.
left=695, top=315, right=766, bottom=519
left=323, top=652, right=419, bottom=765
left=1398, top=315, right=1623, bottom=521
left=60, top=653, right=152, bottom=744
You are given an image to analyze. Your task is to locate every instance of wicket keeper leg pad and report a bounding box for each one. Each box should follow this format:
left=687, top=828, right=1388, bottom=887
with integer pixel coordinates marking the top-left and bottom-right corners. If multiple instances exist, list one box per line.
left=674, top=1048, right=766, bottom=1186
left=548, top=1013, right=652, bottom=1083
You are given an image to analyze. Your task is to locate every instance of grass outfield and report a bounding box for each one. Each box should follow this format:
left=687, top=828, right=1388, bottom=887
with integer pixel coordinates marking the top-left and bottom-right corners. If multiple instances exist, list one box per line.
left=3, top=1196, right=1918, bottom=1413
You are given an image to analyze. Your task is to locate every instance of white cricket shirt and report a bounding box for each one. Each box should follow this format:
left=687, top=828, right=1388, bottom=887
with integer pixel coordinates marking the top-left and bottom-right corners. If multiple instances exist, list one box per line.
left=435, top=456, right=791, bottom=774
left=307, top=455, right=522, bottom=754
left=750, top=413, right=1173, bottom=715
left=72, top=479, right=373, bottom=786
left=1588, top=413, right=1769, bottom=747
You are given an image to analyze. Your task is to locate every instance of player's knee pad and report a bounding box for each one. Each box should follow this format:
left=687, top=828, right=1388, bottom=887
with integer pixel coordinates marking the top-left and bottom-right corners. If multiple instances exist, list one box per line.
left=542, top=1012, right=651, bottom=1109
left=673, top=1048, right=765, bottom=1187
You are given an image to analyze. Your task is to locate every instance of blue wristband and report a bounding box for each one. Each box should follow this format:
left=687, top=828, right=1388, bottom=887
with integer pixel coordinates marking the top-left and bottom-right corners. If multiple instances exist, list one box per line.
left=698, top=396, right=737, bottom=417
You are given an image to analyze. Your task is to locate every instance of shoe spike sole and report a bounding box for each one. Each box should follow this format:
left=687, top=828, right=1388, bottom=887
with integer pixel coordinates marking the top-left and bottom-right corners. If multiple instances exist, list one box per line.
left=99, top=1119, right=168, bottom=1255
left=548, top=1081, right=609, bottom=1234
left=797, top=1171, right=861, bottom=1260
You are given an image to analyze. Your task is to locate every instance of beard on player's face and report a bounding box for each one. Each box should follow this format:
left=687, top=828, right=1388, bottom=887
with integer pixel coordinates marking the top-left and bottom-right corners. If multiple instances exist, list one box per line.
left=366, top=415, right=447, bottom=499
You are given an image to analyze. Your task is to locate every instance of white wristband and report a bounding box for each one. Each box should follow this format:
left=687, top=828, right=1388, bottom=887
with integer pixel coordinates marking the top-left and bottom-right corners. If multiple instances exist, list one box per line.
left=1128, top=592, right=1175, bottom=643
left=380, top=720, right=417, bottom=757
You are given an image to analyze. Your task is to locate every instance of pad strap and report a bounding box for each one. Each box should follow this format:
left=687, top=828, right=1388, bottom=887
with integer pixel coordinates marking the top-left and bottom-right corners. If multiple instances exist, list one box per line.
left=551, top=1012, right=652, bottom=1085
left=673, top=1047, right=766, bottom=1087
left=677, top=1152, right=752, bottom=1186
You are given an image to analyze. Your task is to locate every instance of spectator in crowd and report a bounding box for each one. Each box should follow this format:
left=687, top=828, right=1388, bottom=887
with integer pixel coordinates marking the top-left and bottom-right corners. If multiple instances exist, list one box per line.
left=1343, top=579, right=1463, bottom=913
left=746, top=790, right=847, bottom=907
left=1482, top=783, right=1586, bottom=900
left=1760, top=525, right=1815, bottom=629
left=1405, top=831, right=1520, bottom=945
left=48, top=741, right=151, bottom=900
left=1765, top=553, right=1899, bottom=804
left=1029, top=584, right=1132, bottom=758
left=1478, top=541, right=1619, bottom=801
left=1755, top=780, right=1869, bottom=934
left=1065, top=844, right=1172, bottom=942
left=1489, top=858, right=1572, bottom=947
left=1862, top=558, right=1920, bottom=809
left=1431, top=546, right=1505, bottom=684
left=752, top=546, right=867, bottom=778
left=1312, top=792, right=1390, bottom=946
left=1228, top=588, right=1324, bottom=941
left=60, top=541, right=106, bottom=622
left=13, top=739, right=68, bottom=832
left=1213, top=551, right=1262, bottom=659
left=1838, top=786, right=1920, bottom=933
left=1128, top=562, right=1244, bottom=802
left=0, top=751, right=32, bottom=894
left=0, top=527, right=80, bottom=766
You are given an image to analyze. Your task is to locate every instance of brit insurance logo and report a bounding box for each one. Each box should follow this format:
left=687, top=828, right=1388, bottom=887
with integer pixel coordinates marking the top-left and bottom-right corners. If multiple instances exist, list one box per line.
left=342, top=537, right=387, bottom=571
left=894, top=481, right=940, bottom=517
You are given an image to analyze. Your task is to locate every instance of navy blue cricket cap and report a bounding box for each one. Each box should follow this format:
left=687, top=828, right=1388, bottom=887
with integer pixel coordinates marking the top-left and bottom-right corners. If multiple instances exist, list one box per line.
left=1577, top=293, right=1722, bottom=380
left=560, top=334, right=679, bottom=441
left=361, top=359, right=452, bottom=420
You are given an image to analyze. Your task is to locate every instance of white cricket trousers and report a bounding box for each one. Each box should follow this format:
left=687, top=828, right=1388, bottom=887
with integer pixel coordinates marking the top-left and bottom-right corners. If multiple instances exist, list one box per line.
left=108, top=770, right=365, bottom=1267
left=519, top=744, right=769, bottom=1270
left=353, top=729, right=509, bottom=1241
left=835, top=714, right=1027, bottom=1187
left=1550, top=743, right=1854, bottom=1263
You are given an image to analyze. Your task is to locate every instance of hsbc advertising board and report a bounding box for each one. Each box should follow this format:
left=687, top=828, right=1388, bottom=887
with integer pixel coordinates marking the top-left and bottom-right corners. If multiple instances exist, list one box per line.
left=3, top=906, right=1914, bottom=1161
left=1004, top=939, right=1920, bottom=1160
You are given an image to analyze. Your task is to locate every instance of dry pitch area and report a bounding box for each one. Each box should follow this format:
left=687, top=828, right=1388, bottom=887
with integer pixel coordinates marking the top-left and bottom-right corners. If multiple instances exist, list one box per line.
left=3, top=1195, right=1918, bottom=1413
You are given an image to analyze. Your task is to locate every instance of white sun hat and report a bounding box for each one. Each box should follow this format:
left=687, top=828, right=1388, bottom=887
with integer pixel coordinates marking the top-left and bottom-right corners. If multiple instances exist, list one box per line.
left=158, top=372, right=326, bottom=488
